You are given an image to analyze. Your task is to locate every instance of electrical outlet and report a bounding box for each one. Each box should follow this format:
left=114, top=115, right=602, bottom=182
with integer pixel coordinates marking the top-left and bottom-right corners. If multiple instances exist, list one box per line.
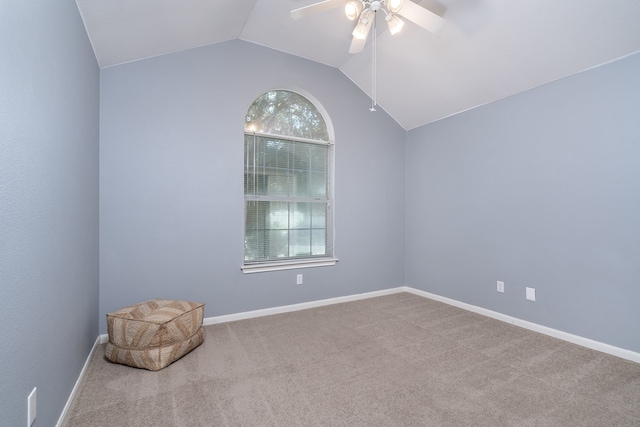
left=526, top=287, right=536, bottom=301
left=497, top=281, right=504, bottom=293
left=28, top=387, right=36, bottom=426
left=296, top=274, right=303, bottom=285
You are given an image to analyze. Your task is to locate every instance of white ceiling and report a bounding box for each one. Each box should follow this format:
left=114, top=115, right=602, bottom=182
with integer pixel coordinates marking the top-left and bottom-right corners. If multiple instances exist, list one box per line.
left=76, top=0, right=640, bottom=130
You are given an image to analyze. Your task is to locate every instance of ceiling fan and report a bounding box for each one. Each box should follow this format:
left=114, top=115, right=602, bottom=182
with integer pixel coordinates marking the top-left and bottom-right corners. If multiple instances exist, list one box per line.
left=291, top=0, right=445, bottom=53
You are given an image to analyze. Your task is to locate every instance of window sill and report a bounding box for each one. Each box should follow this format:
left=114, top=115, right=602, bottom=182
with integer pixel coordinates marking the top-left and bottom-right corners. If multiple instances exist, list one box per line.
left=241, top=258, right=339, bottom=274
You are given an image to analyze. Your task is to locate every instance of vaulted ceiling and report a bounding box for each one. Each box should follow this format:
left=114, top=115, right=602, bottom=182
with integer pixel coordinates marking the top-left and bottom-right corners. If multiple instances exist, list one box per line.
left=75, top=0, right=640, bottom=130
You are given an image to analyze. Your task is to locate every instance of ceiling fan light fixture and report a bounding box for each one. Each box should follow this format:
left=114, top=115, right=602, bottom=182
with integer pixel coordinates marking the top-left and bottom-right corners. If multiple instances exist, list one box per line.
left=352, top=8, right=374, bottom=40
left=345, top=1, right=364, bottom=21
left=352, top=20, right=369, bottom=40
left=386, top=0, right=404, bottom=14
left=385, top=13, right=404, bottom=35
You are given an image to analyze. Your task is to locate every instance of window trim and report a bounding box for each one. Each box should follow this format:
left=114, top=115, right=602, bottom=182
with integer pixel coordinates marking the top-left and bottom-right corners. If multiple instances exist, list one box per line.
left=249, top=131, right=334, bottom=147
left=242, top=90, right=337, bottom=273
left=241, top=258, right=339, bottom=274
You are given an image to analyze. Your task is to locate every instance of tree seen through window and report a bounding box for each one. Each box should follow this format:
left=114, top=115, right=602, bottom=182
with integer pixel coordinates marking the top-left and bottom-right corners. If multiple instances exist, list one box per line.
left=244, top=90, right=334, bottom=264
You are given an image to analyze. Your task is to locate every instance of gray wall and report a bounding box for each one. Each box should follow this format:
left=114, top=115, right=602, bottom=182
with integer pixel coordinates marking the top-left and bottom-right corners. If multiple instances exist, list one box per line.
left=99, top=40, right=406, bottom=333
left=406, top=52, right=640, bottom=352
left=0, top=0, right=100, bottom=425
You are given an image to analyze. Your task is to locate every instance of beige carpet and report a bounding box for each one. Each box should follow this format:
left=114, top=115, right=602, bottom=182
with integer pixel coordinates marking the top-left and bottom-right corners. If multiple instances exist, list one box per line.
left=63, top=293, right=640, bottom=426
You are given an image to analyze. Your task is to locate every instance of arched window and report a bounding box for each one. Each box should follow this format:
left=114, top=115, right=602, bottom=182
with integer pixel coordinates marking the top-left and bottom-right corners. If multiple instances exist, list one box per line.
left=242, top=90, right=336, bottom=272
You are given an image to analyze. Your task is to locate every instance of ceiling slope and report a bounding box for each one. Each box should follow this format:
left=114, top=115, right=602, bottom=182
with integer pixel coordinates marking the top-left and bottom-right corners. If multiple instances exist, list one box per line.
left=76, top=0, right=640, bottom=129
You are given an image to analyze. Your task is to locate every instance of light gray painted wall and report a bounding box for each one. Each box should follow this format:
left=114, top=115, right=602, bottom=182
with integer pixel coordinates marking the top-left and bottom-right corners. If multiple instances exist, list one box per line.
left=406, top=52, right=640, bottom=352
left=0, top=1, right=100, bottom=425
left=99, top=40, right=406, bottom=333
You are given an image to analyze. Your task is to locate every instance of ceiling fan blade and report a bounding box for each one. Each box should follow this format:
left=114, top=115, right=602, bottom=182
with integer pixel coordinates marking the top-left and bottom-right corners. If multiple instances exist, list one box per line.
left=397, top=1, right=445, bottom=33
left=348, top=10, right=374, bottom=54
left=291, top=0, right=350, bottom=20
left=349, top=35, right=366, bottom=54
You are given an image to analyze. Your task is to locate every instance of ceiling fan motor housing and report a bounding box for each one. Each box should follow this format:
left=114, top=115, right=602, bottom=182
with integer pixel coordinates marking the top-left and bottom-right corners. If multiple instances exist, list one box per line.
left=369, top=1, right=382, bottom=12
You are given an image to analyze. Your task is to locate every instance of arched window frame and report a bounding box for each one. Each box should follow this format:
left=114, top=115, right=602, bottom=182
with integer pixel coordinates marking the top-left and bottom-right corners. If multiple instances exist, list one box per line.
left=241, top=89, right=337, bottom=273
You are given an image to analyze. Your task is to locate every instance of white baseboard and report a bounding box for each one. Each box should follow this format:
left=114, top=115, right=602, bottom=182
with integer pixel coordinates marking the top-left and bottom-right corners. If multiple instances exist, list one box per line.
left=55, top=335, right=102, bottom=427
left=403, top=286, right=640, bottom=364
left=97, top=288, right=407, bottom=346
left=202, top=287, right=406, bottom=326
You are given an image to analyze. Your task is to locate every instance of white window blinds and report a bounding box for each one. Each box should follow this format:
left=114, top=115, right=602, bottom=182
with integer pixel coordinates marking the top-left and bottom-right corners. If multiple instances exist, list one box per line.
left=243, top=91, right=334, bottom=266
